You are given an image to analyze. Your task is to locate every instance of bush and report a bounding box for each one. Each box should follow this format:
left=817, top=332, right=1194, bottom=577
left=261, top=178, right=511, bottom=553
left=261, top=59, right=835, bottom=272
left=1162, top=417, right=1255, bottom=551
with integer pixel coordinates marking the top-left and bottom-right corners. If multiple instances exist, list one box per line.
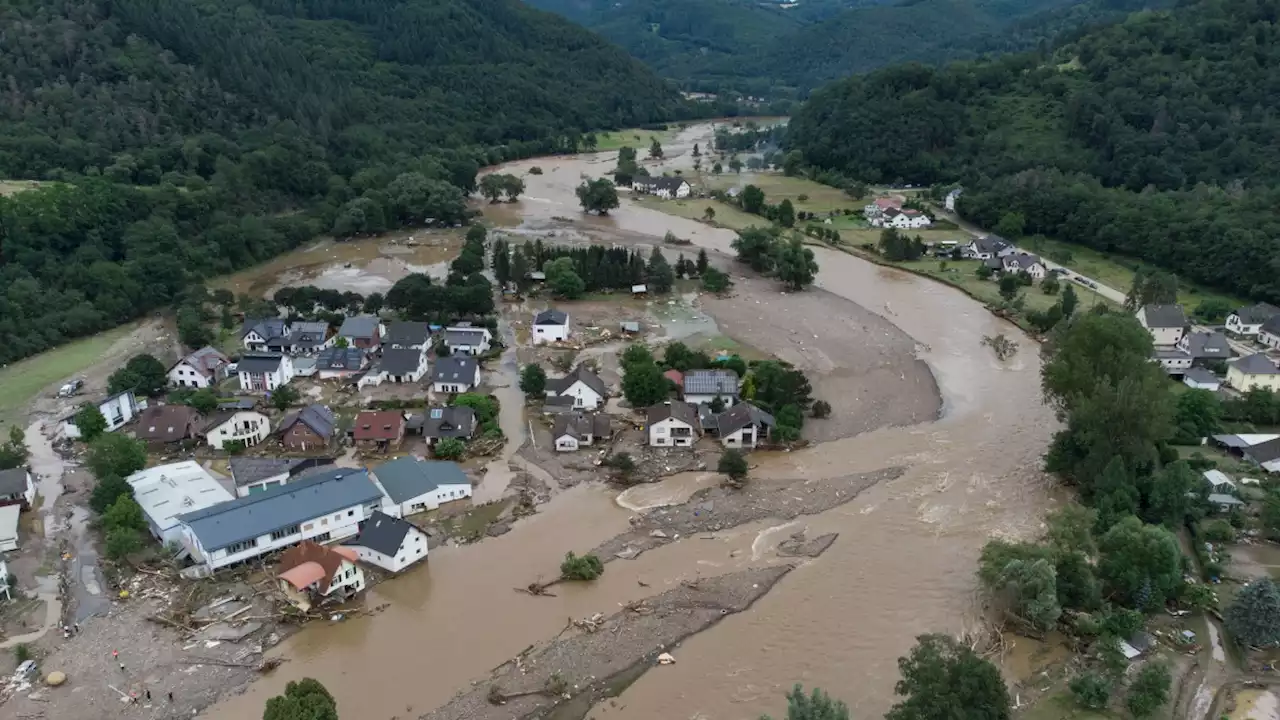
left=560, top=551, right=603, bottom=581
left=1068, top=672, right=1111, bottom=710
left=105, top=527, right=143, bottom=560
left=811, top=400, right=831, bottom=419
left=1201, top=519, right=1237, bottom=543
left=1126, top=661, right=1171, bottom=718
left=718, top=449, right=749, bottom=486
left=529, top=167, right=543, bottom=175
left=434, top=438, right=466, bottom=460
left=14, top=644, right=30, bottom=663
left=520, top=363, right=547, bottom=396
left=454, top=393, right=499, bottom=424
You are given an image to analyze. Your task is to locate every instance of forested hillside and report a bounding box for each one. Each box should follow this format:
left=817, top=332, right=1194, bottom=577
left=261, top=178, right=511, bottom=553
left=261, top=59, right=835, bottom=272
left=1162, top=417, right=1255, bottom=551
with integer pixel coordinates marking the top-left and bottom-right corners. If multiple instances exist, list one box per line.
left=525, top=0, right=1160, bottom=94
left=788, top=0, right=1280, bottom=301
left=0, top=0, right=686, bottom=363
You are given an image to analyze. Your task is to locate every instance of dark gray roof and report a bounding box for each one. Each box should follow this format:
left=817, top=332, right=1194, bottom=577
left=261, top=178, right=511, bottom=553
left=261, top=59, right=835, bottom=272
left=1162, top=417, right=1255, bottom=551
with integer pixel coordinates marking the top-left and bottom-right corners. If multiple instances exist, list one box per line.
left=279, top=405, right=336, bottom=438
left=1246, top=438, right=1280, bottom=464
left=646, top=401, right=699, bottom=428
left=1235, top=303, right=1280, bottom=324
left=1141, top=304, right=1187, bottom=329
left=344, top=511, right=418, bottom=557
left=242, top=318, right=287, bottom=341
left=422, top=406, right=475, bottom=439
left=636, top=176, right=687, bottom=192
left=283, top=322, right=331, bottom=349
left=1181, top=331, right=1232, bottom=359
left=715, top=402, right=776, bottom=436
left=373, top=457, right=469, bottom=504
left=381, top=348, right=424, bottom=375
left=385, top=321, right=431, bottom=346
left=445, top=327, right=489, bottom=347
left=217, top=398, right=258, bottom=411
left=339, top=315, right=381, bottom=339
left=546, top=366, right=606, bottom=398
left=1183, top=368, right=1221, bottom=385
left=175, top=347, right=230, bottom=378
left=179, top=468, right=382, bottom=552
left=228, top=457, right=313, bottom=487
left=534, top=309, right=569, bottom=326
left=552, top=412, right=609, bottom=439
left=683, top=369, right=739, bottom=396
left=0, top=467, right=29, bottom=497
left=972, top=235, right=1009, bottom=254
left=1003, top=253, right=1042, bottom=270
left=698, top=404, right=718, bottom=431
left=316, top=347, right=365, bottom=371
left=1262, top=315, right=1280, bottom=336
left=236, top=353, right=284, bottom=373
left=433, top=356, right=478, bottom=383
left=1232, top=354, right=1280, bottom=375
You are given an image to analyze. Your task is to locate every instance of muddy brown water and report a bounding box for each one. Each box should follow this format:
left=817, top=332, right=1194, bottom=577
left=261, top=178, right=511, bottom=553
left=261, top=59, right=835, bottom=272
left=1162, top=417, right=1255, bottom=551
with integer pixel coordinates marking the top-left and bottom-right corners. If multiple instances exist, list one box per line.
left=205, top=123, right=1057, bottom=720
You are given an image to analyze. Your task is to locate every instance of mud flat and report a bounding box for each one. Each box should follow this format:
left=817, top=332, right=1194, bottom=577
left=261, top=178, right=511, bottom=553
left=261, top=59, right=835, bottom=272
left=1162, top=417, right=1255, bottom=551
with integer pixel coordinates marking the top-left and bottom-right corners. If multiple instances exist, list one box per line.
left=419, top=565, right=795, bottom=720
left=595, top=467, right=903, bottom=561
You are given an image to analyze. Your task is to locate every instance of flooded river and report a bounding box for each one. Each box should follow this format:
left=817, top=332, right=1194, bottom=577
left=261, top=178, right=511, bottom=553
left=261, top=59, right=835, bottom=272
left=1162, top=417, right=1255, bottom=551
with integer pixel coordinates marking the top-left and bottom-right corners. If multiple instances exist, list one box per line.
left=206, top=123, right=1057, bottom=719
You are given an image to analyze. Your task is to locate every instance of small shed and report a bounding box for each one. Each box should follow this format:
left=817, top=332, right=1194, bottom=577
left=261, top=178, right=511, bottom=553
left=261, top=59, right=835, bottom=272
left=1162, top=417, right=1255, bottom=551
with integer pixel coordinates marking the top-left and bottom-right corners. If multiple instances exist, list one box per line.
left=631, top=284, right=648, bottom=296
left=620, top=321, right=641, bottom=334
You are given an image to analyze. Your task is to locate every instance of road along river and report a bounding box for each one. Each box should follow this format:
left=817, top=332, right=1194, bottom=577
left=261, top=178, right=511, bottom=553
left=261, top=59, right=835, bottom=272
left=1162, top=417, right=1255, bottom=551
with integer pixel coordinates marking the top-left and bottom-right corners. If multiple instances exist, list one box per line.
left=205, top=122, right=1058, bottom=720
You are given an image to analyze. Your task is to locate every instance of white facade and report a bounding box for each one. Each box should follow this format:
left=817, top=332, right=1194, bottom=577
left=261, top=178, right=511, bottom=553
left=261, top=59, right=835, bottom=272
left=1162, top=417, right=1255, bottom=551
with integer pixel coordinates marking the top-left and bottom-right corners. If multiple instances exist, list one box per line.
left=235, top=470, right=288, bottom=498
left=391, top=483, right=472, bottom=516
left=1226, top=313, right=1263, bottom=336
left=1155, top=352, right=1192, bottom=372
left=721, top=426, right=762, bottom=449
left=555, top=434, right=582, bottom=452
left=1184, top=373, right=1222, bottom=391
left=183, top=498, right=381, bottom=572
left=433, top=366, right=480, bottom=394
left=205, top=411, right=271, bottom=450
left=533, top=316, right=571, bottom=345
left=1137, top=309, right=1186, bottom=347
left=238, top=355, right=295, bottom=393
left=444, top=327, right=492, bottom=356
left=383, top=349, right=429, bottom=383
left=62, top=391, right=141, bottom=439
left=1262, top=330, right=1280, bottom=351
left=0, top=468, right=36, bottom=507
left=685, top=391, right=738, bottom=408
left=546, top=379, right=603, bottom=410
left=881, top=210, right=932, bottom=229
left=0, top=505, right=19, bottom=552
left=169, top=360, right=220, bottom=389
left=127, top=461, right=236, bottom=547
left=944, top=188, right=962, bottom=211
left=648, top=417, right=697, bottom=447
left=345, top=519, right=429, bottom=574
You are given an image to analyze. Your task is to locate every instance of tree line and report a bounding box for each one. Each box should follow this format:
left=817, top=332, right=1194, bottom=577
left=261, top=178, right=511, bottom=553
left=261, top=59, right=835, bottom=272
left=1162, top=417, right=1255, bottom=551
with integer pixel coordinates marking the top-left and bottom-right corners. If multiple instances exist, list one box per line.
left=788, top=0, right=1280, bottom=302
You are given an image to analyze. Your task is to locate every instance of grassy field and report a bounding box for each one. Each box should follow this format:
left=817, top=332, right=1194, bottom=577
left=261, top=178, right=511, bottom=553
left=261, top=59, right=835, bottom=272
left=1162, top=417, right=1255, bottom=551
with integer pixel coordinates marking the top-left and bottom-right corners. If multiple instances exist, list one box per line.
left=1019, top=235, right=1246, bottom=311
left=0, top=323, right=139, bottom=431
left=593, top=125, right=685, bottom=152
left=1018, top=688, right=1112, bottom=720
left=895, top=259, right=1106, bottom=315
left=0, top=179, right=42, bottom=196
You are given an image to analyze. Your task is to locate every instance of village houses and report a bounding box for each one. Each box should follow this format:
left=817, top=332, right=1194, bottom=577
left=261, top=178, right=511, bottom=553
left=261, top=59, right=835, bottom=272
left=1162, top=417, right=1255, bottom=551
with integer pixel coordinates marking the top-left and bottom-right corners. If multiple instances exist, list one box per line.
left=343, top=511, right=429, bottom=574
left=178, top=467, right=386, bottom=573
left=1227, top=354, right=1280, bottom=392
left=632, top=176, right=692, bottom=199
left=0, top=506, right=19, bottom=552
left=420, top=406, right=475, bottom=447
left=352, top=410, right=407, bottom=452
left=127, top=461, right=236, bottom=547
left=444, top=324, right=492, bottom=356
left=338, top=315, right=384, bottom=350
left=384, top=321, right=432, bottom=350
left=0, top=467, right=36, bottom=509
left=532, top=309, right=571, bottom=345
left=370, top=457, right=472, bottom=516
left=133, top=404, right=202, bottom=447
left=237, top=353, right=295, bottom=393
left=242, top=318, right=289, bottom=352
left=878, top=207, right=933, bottom=229
left=713, top=402, right=775, bottom=450
left=963, top=235, right=1014, bottom=261
left=229, top=457, right=334, bottom=497
left=862, top=197, right=901, bottom=224
left=552, top=411, right=611, bottom=452
left=1225, top=303, right=1280, bottom=337
left=1183, top=367, right=1223, bottom=391
left=314, top=347, right=367, bottom=380
left=1260, top=316, right=1280, bottom=351
left=369, top=347, right=429, bottom=384
left=432, top=356, right=481, bottom=393
left=681, top=368, right=740, bottom=407
left=1136, top=304, right=1187, bottom=346
left=276, top=541, right=365, bottom=611
left=544, top=366, right=606, bottom=410
left=1001, top=253, right=1047, bottom=280
left=168, top=346, right=231, bottom=389
left=278, top=404, right=336, bottom=452
left=201, top=407, right=272, bottom=450
left=646, top=401, right=700, bottom=447
left=62, top=389, right=142, bottom=439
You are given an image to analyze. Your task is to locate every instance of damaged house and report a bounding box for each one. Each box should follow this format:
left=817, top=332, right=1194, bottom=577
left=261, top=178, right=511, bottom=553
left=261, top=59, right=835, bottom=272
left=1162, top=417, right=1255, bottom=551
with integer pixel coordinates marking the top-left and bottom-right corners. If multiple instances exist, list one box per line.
left=276, top=541, right=365, bottom=611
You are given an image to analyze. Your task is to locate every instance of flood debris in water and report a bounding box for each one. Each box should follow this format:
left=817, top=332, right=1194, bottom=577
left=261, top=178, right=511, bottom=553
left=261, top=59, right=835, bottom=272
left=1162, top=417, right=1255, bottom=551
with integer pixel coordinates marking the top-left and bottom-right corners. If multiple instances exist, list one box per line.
left=419, top=565, right=795, bottom=720
left=593, top=467, right=903, bottom=562
left=776, top=530, right=840, bottom=558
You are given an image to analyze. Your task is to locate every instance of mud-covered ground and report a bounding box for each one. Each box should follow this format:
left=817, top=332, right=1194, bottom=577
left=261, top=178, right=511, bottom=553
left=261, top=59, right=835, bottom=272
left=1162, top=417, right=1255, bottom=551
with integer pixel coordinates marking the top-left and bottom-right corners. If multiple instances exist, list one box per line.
left=419, top=565, right=795, bottom=720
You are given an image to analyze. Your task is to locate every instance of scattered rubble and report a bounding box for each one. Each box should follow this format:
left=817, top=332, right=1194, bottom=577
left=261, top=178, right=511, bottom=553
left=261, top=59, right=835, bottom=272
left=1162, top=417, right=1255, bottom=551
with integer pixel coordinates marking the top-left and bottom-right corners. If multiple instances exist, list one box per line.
left=776, top=531, right=839, bottom=558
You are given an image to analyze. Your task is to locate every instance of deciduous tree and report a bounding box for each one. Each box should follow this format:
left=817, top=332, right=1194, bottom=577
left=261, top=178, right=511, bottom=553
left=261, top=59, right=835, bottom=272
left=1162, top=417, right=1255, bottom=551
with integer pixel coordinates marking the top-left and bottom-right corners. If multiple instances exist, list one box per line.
left=74, top=404, right=108, bottom=442
left=761, top=685, right=849, bottom=720
left=775, top=235, right=818, bottom=291
left=520, top=364, right=547, bottom=396
left=263, top=678, right=339, bottom=720
left=576, top=178, right=619, bottom=215
left=87, top=434, right=147, bottom=479
left=1226, top=578, right=1280, bottom=648
left=718, top=449, right=749, bottom=487
left=886, top=634, right=1010, bottom=720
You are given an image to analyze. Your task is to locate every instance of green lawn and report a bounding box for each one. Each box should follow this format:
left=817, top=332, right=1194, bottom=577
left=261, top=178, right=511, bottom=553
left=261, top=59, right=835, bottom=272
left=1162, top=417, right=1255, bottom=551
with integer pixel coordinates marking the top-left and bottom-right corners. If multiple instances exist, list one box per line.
left=896, top=259, right=1077, bottom=315
left=593, top=126, right=684, bottom=152
left=1018, top=689, right=1112, bottom=720
left=1018, top=235, right=1246, bottom=311
left=695, top=171, right=860, bottom=214
left=0, top=323, right=139, bottom=431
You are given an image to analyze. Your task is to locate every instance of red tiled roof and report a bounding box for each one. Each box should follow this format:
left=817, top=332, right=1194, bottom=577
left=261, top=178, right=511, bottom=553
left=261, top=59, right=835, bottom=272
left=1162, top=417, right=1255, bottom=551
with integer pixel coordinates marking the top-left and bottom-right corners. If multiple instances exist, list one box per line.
left=663, top=369, right=684, bottom=386
left=277, top=541, right=355, bottom=594
left=352, top=411, right=405, bottom=440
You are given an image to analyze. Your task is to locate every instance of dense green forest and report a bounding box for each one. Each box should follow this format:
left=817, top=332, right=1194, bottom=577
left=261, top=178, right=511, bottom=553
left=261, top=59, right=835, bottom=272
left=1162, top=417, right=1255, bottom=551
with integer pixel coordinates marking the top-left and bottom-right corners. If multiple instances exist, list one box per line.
left=0, top=0, right=691, bottom=364
left=789, top=0, right=1280, bottom=302
left=526, top=0, right=1165, bottom=95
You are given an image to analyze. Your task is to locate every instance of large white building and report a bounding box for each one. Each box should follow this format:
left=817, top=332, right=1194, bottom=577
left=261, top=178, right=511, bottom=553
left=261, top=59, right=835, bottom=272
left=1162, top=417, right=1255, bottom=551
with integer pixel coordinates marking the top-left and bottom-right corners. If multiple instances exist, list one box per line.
left=127, top=461, right=236, bottom=547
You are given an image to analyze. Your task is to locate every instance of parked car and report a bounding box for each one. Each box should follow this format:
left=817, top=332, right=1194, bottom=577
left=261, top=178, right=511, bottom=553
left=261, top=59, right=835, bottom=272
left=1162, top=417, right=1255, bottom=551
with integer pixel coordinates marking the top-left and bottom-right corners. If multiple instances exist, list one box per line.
left=56, top=379, right=84, bottom=398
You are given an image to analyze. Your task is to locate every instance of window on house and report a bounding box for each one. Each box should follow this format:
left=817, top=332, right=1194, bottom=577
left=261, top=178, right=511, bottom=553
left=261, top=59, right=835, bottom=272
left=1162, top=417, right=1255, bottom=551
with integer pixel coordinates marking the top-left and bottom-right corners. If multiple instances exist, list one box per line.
left=226, top=538, right=258, bottom=554
left=347, top=510, right=354, bottom=517
left=271, top=525, right=301, bottom=541
left=313, top=531, right=331, bottom=542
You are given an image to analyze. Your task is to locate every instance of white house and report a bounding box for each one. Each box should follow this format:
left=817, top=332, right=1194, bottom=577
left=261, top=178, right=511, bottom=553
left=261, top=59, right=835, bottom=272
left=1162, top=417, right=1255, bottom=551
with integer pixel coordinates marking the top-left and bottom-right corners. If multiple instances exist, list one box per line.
left=682, top=368, right=740, bottom=407
left=127, top=461, right=236, bottom=547
left=545, top=366, right=606, bottom=410
left=863, top=197, right=902, bottom=223
left=201, top=409, right=271, bottom=450
left=533, top=309, right=571, bottom=345
left=371, top=457, right=472, bottom=516
left=432, top=356, right=480, bottom=394
left=1001, top=253, right=1047, bottom=280
left=1227, top=354, right=1280, bottom=392
left=1203, top=469, right=1236, bottom=493
left=242, top=318, right=289, bottom=352
left=0, top=505, right=19, bottom=552
left=384, top=321, right=432, bottom=350
left=444, top=325, right=492, bottom=356
left=376, top=348, right=429, bottom=384
left=1260, top=316, right=1280, bottom=351
left=1136, top=304, right=1187, bottom=346
left=343, top=511, right=429, bottom=574
left=276, top=541, right=365, bottom=611
left=714, top=402, right=775, bottom=449
left=237, top=353, right=295, bottom=393
left=168, top=346, right=231, bottom=389
left=646, top=401, right=700, bottom=447
left=1153, top=349, right=1192, bottom=374
left=0, top=467, right=36, bottom=509
left=1182, top=368, right=1222, bottom=391
left=944, top=188, right=963, bottom=212
left=552, top=412, right=610, bottom=452
left=633, top=176, right=691, bottom=199
left=1225, top=303, right=1280, bottom=337
left=963, top=235, right=1014, bottom=260
left=179, top=467, right=386, bottom=573
left=879, top=207, right=933, bottom=229
left=62, top=390, right=142, bottom=439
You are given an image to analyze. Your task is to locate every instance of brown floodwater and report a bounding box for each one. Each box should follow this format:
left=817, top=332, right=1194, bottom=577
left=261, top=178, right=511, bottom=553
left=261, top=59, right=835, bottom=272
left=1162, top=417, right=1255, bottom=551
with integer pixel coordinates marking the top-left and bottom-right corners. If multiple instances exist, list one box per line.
left=204, top=122, right=1058, bottom=720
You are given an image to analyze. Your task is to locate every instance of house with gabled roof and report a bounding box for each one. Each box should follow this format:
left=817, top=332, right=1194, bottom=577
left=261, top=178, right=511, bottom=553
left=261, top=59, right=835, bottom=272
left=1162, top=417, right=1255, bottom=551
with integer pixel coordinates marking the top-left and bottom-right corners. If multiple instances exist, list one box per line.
left=433, top=356, right=481, bottom=394
left=377, top=347, right=429, bottom=384
left=1001, top=253, right=1047, bottom=280
left=168, top=346, right=231, bottom=389
left=241, top=318, right=289, bottom=352
left=1226, top=303, right=1280, bottom=337
left=133, top=404, right=203, bottom=447
left=384, top=321, right=431, bottom=350
left=278, top=404, right=336, bottom=452
left=632, top=176, right=691, bottom=199
left=61, top=390, right=142, bottom=439
left=343, top=511, right=429, bottom=573
left=1137, top=304, right=1188, bottom=346
left=1176, top=330, right=1233, bottom=366
left=315, top=347, right=367, bottom=380
left=682, top=368, right=740, bottom=407
left=237, top=353, right=295, bottom=393
left=276, top=541, right=364, bottom=611
left=268, top=321, right=334, bottom=355
left=1260, top=315, right=1280, bottom=351
left=545, top=366, right=606, bottom=410
left=714, top=402, right=775, bottom=449
left=444, top=324, right=492, bottom=356
left=200, top=408, right=271, bottom=450
left=533, top=309, right=571, bottom=345
left=963, top=235, right=1013, bottom=260
left=371, top=457, right=472, bottom=516
left=552, top=412, right=611, bottom=452
left=646, top=401, right=700, bottom=447
left=0, top=467, right=35, bottom=509
left=352, top=410, right=407, bottom=451
left=1227, top=354, right=1280, bottom=392
left=420, top=406, right=476, bottom=446
left=229, top=457, right=334, bottom=497
left=338, top=315, right=384, bottom=350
